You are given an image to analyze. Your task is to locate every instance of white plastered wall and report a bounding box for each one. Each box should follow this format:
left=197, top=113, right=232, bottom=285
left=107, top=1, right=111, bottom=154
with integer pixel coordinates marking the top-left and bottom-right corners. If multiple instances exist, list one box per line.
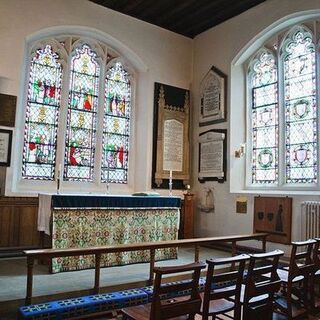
left=192, top=0, right=320, bottom=255
left=0, top=0, right=192, bottom=196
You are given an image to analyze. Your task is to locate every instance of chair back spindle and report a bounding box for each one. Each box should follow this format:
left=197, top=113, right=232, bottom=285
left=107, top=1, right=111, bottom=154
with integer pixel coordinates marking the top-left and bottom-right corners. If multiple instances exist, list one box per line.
left=243, top=250, right=284, bottom=320
left=275, top=239, right=316, bottom=319
left=201, top=254, right=250, bottom=320
left=122, top=261, right=206, bottom=320
left=150, top=262, right=206, bottom=320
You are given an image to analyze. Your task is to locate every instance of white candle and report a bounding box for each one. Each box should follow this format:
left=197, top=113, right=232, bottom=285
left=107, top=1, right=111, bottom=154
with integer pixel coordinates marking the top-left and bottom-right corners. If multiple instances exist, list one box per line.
left=169, top=170, right=172, bottom=180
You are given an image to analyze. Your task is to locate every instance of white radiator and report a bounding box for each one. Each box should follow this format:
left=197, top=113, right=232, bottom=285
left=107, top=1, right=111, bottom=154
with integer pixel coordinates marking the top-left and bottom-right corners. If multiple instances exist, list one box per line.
left=301, top=201, right=320, bottom=240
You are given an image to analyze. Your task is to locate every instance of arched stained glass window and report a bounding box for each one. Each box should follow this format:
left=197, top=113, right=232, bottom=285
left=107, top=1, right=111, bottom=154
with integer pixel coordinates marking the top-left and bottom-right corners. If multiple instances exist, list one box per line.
left=20, top=35, right=135, bottom=192
left=102, top=62, right=131, bottom=183
left=22, top=44, right=62, bottom=180
left=248, top=23, right=319, bottom=189
left=281, top=28, right=317, bottom=184
left=64, top=44, right=100, bottom=181
left=249, top=50, right=278, bottom=184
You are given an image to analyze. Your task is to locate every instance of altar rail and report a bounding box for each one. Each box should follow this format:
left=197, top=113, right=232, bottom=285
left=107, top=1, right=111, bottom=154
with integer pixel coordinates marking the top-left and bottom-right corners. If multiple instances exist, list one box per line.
left=23, top=233, right=268, bottom=305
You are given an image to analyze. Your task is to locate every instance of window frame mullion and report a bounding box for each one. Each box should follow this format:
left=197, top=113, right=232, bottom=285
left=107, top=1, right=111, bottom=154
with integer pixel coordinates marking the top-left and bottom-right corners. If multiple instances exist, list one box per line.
left=56, top=40, right=72, bottom=184
left=315, top=34, right=320, bottom=188
left=94, top=51, right=107, bottom=187
left=277, top=39, right=286, bottom=188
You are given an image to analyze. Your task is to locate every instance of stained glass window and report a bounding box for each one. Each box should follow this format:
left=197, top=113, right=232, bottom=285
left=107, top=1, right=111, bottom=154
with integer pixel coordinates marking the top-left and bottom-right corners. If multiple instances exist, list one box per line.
left=22, top=45, right=62, bottom=180
left=64, top=44, right=100, bottom=181
left=102, top=62, right=131, bottom=183
left=21, top=36, right=134, bottom=189
left=249, top=50, right=278, bottom=184
left=282, top=28, right=317, bottom=184
left=248, top=24, right=320, bottom=188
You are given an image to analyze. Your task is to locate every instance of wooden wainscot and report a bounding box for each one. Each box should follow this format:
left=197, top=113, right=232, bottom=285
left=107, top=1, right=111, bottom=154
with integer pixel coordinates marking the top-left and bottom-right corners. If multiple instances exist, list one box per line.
left=0, top=196, right=40, bottom=250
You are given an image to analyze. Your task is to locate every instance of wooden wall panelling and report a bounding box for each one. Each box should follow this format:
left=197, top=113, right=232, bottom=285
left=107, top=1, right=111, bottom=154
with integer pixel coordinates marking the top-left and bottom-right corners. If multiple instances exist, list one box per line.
left=0, top=205, right=14, bottom=246
left=0, top=197, right=39, bottom=249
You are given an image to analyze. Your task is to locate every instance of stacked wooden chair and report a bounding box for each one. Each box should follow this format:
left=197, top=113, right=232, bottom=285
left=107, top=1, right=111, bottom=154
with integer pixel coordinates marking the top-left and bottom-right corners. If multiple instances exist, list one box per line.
left=199, top=254, right=249, bottom=320
left=275, top=239, right=316, bottom=319
left=241, top=250, right=284, bottom=320
left=121, top=261, right=206, bottom=320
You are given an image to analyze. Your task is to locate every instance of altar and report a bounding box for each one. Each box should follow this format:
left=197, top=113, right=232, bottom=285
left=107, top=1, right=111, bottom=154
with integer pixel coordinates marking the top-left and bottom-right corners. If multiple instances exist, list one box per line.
left=38, top=194, right=181, bottom=273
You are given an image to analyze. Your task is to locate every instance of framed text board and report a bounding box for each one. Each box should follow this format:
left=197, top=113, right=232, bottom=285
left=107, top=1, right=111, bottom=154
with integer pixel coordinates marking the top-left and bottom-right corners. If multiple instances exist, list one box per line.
left=0, top=129, right=12, bottom=166
left=198, top=129, right=227, bottom=183
left=199, top=66, right=227, bottom=126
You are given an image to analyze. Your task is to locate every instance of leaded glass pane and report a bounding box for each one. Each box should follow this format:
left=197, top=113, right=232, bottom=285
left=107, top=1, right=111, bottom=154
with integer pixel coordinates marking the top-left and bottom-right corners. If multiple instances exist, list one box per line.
left=102, top=62, right=131, bottom=183
left=22, top=45, right=62, bottom=180
left=250, top=51, right=278, bottom=184
left=64, top=44, right=100, bottom=181
left=283, top=29, right=317, bottom=183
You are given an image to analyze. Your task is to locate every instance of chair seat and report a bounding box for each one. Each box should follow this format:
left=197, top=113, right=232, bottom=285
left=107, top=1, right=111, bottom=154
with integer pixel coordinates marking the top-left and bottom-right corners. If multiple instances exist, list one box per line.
left=239, top=284, right=269, bottom=304
left=122, top=296, right=197, bottom=320
left=277, top=269, right=304, bottom=283
left=275, top=295, right=307, bottom=319
left=199, top=293, right=235, bottom=314
left=122, top=262, right=206, bottom=320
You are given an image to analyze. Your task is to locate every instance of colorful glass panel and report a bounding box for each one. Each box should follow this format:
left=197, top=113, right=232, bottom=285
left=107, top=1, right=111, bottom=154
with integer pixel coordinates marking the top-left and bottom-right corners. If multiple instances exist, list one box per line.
left=64, top=44, right=100, bottom=181
left=250, top=51, right=278, bottom=184
left=102, top=62, right=131, bottom=183
left=22, top=45, right=62, bottom=180
left=283, top=29, right=317, bottom=184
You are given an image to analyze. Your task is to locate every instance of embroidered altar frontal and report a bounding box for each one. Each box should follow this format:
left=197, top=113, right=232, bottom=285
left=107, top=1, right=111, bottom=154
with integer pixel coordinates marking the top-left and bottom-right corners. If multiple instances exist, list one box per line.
left=51, top=196, right=180, bottom=273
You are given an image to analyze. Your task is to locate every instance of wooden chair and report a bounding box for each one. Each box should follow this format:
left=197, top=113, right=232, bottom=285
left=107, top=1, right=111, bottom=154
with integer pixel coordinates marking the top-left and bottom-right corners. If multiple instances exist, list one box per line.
left=241, top=249, right=284, bottom=320
left=199, top=254, right=249, bottom=320
left=121, top=261, right=206, bottom=320
left=310, top=238, right=320, bottom=310
left=275, top=239, right=316, bottom=319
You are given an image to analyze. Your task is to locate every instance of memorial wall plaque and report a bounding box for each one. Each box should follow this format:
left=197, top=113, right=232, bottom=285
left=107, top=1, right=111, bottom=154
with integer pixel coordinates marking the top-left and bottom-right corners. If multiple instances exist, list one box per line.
left=198, top=129, right=227, bottom=183
left=253, top=196, right=292, bottom=244
left=0, top=93, right=16, bottom=127
left=152, top=83, right=190, bottom=189
left=0, top=129, right=12, bottom=166
left=199, top=66, right=227, bottom=126
left=163, top=119, right=183, bottom=172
